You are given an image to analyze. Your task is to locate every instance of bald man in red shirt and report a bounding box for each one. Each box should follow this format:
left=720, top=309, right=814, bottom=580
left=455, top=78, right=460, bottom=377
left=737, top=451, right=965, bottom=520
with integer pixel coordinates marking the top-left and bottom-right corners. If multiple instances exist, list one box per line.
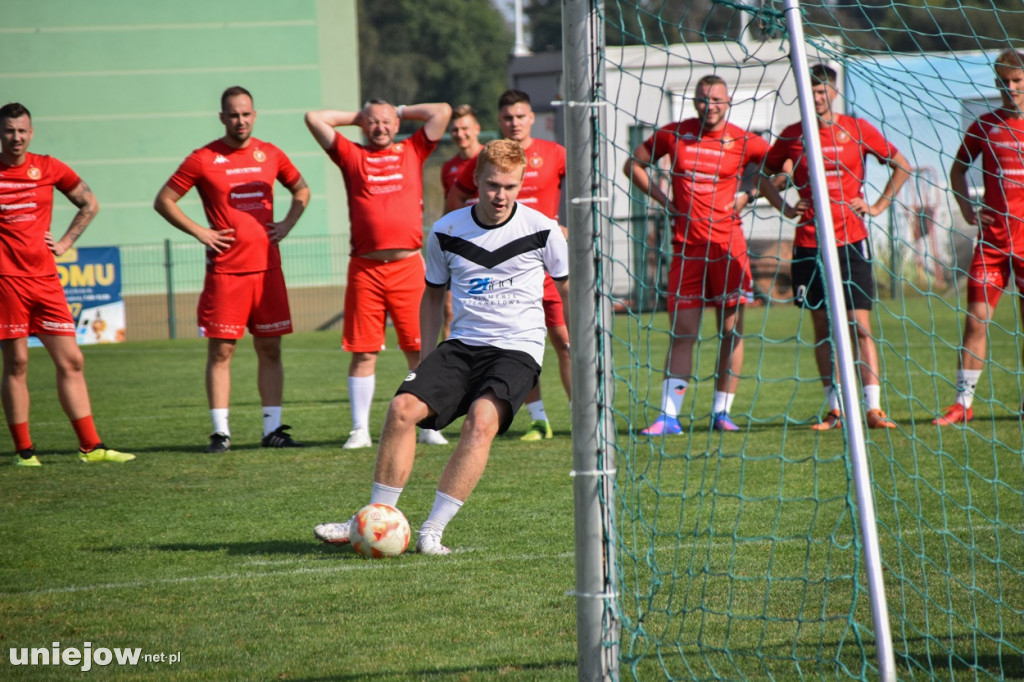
left=306, top=99, right=451, bottom=450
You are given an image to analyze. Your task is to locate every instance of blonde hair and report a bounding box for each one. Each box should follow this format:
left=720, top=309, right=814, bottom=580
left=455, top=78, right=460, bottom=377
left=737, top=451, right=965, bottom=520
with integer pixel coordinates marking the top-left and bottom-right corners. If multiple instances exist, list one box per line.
left=451, top=104, right=478, bottom=121
left=475, top=139, right=527, bottom=178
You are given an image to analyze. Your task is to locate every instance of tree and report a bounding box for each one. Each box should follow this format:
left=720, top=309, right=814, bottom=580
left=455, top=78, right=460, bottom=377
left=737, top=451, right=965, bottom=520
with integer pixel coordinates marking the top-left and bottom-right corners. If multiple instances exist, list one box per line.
left=525, top=0, right=562, bottom=52
left=357, top=0, right=514, bottom=128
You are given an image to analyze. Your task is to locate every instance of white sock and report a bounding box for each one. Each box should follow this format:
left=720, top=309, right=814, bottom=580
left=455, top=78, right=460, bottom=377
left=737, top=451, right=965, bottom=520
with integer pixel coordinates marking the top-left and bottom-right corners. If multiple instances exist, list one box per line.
left=421, top=490, right=464, bottom=537
left=370, top=481, right=403, bottom=507
left=863, top=384, right=881, bottom=411
left=824, top=385, right=841, bottom=412
left=661, top=378, right=688, bottom=417
left=211, top=408, right=230, bottom=436
left=349, top=374, right=375, bottom=431
left=262, top=406, right=282, bottom=437
left=956, top=369, right=982, bottom=408
left=526, top=400, right=548, bottom=422
left=711, top=391, right=735, bottom=414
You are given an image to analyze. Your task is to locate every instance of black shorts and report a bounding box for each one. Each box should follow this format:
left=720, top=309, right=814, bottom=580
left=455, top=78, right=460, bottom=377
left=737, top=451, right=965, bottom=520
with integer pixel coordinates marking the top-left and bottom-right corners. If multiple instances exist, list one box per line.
left=397, top=339, right=541, bottom=434
left=791, top=240, right=876, bottom=311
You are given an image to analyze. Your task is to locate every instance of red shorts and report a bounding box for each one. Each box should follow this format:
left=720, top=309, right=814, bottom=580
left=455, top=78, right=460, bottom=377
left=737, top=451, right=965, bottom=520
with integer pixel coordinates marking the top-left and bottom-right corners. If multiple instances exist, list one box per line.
left=666, top=241, right=752, bottom=311
left=542, top=273, right=567, bottom=328
left=0, top=274, right=76, bottom=339
left=197, top=268, right=292, bottom=339
left=966, top=241, right=1024, bottom=307
left=344, top=254, right=424, bottom=353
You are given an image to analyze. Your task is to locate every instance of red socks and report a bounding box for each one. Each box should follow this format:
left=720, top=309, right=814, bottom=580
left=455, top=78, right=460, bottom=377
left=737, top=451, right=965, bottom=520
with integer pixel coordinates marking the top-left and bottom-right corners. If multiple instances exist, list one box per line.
left=71, top=415, right=102, bottom=452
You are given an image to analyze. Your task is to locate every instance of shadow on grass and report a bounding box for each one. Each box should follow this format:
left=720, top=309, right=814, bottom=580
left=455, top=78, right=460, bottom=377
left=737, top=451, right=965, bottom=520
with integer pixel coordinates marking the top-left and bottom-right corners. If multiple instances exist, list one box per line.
left=896, top=634, right=1024, bottom=679
left=92, top=540, right=358, bottom=558
left=287, top=659, right=576, bottom=680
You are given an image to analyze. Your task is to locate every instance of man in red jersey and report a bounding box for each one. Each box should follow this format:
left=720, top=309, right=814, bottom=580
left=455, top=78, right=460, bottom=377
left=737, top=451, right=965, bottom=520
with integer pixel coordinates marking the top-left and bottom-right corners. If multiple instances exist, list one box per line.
left=439, top=105, right=484, bottom=338
left=0, top=102, right=135, bottom=466
left=447, top=90, right=569, bottom=442
left=305, top=99, right=451, bottom=450
left=155, top=86, right=310, bottom=453
left=934, top=49, right=1024, bottom=426
left=441, top=104, right=483, bottom=197
left=625, top=75, right=770, bottom=435
left=759, top=64, right=910, bottom=430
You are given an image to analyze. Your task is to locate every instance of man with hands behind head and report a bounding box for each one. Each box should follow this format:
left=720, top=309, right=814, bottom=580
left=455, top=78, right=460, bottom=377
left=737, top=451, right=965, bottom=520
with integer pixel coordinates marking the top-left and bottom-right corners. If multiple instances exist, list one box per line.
left=305, top=99, right=451, bottom=449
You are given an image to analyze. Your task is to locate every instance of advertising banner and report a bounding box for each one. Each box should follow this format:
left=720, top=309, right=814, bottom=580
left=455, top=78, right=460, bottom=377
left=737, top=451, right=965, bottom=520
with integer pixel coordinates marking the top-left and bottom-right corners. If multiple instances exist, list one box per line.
left=50, top=246, right=126, bottom=345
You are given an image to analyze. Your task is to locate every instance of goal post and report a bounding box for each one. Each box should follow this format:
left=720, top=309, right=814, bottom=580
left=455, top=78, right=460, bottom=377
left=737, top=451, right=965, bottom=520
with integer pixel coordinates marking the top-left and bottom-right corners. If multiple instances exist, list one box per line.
left=563, top=1, right=620, bottom=680
left=781, top=1, right=895, bottom=679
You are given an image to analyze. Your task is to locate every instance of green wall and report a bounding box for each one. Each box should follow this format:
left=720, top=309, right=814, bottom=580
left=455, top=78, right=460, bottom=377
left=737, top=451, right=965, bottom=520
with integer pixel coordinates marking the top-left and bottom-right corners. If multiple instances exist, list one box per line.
left=0, top=0, right=359, bottom=288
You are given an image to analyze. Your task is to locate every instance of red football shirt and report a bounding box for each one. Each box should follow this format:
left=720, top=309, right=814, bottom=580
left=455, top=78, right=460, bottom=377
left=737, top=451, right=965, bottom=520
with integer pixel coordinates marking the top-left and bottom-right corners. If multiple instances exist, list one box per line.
left=644, top=119, right=770, bottom=246
left=328, top=128, right=438, bottom=256
left=956, top=111, right=1024, bottom=246
left=0, top=152, right=81, bottom=277
left=441, top=151, right=477, bottom=197
left=166, top=138, right=303, bottom=274
left=453, top=138, right=566, bottom=221
left=766, top=114, right=899, bottom=248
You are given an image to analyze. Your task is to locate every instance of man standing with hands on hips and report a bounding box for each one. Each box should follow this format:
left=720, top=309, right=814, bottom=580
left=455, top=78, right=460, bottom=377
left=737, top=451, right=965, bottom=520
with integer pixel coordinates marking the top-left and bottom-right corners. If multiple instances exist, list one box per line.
left=155, top=86, right=309, bottom=453
left=1, top=102, right=135, bottom=466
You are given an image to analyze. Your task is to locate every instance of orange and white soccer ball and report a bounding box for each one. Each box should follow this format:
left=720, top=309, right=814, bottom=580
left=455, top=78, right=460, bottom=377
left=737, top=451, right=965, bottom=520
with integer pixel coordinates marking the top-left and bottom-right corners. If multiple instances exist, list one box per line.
left=350, top=503, right=411, bottom=558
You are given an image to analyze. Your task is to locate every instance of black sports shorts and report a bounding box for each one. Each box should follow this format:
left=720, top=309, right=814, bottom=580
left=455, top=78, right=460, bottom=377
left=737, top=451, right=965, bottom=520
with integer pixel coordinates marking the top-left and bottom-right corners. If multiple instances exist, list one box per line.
left=397, top=339, right=541, bottom=434
left=791, top=239, right=876, bottom=311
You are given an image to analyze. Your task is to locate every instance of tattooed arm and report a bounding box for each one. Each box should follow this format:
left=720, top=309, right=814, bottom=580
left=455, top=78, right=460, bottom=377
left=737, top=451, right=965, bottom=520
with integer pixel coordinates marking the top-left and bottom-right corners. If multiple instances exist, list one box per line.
left=49, top=180, right=100, bottom=256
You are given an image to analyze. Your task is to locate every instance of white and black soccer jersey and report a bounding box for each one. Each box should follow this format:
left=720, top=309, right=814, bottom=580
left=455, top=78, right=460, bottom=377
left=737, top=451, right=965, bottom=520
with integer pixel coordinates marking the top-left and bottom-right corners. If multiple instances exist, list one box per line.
left=425, top=203, right=569, bottom=365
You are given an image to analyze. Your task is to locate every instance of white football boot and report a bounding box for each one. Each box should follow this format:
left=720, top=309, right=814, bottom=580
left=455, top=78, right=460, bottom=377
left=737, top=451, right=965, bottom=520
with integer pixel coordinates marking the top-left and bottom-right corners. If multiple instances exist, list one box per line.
left=415, top=531, right=451, bottom=556
left=314, top=517, right=354, bottom=545
left=342, top=428, right=372, bottom=449
left=417, top=428, right=448, bottom=445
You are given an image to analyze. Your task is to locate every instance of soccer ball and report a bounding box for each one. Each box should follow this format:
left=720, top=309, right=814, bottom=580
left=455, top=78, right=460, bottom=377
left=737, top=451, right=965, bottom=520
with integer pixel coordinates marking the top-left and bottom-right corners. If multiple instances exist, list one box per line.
left=350, top=503, right=411, bottom=558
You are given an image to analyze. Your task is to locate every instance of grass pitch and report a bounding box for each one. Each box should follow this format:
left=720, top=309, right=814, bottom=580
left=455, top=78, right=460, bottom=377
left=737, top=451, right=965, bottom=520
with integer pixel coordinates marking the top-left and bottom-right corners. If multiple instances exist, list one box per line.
left=1, top=292, right=1022, bottom=680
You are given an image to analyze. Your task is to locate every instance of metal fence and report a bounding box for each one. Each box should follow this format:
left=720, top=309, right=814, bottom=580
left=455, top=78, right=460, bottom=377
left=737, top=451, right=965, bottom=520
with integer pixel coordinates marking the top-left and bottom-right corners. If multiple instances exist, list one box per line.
left=120, top=236, right=349, bottom=341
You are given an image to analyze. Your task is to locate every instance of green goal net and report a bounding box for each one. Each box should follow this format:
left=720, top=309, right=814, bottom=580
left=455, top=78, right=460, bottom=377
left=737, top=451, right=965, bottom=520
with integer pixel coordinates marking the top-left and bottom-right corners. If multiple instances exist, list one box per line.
left=575, top=0, right=1024, bottom=679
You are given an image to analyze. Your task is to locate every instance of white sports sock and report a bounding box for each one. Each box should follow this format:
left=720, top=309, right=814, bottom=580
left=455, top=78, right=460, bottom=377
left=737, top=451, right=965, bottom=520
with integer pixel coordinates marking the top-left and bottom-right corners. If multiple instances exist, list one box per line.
left=863, top=384, right=882, bottom=411
left=348, top=374, right=375, bottom=431
left=421, top=490, right=464, bottom=537
left=661, top=378, right=688, bottom=417
left=824, top=385, right=841, bottom=412
left=262, top=406, right=282, bottom=437
left=526, top=400, right=548, bottom=422
left=211, top=408, right=230, bottom=436
left=711, top=391, right=734, bottom=414
left=956, top=369, right=982, bottom=409
left=370, top=481, right=403, bottom=507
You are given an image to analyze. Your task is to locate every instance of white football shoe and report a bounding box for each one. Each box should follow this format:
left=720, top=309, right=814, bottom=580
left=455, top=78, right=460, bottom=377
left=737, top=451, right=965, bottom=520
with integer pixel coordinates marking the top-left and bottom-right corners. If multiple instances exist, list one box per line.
left=342, top=428, right=372, bottom=449
left=417, top=428, right=448, bottom=445
left=314, top=517, right=354, bottom=545
left=415, top=531, right=451, bottom=556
